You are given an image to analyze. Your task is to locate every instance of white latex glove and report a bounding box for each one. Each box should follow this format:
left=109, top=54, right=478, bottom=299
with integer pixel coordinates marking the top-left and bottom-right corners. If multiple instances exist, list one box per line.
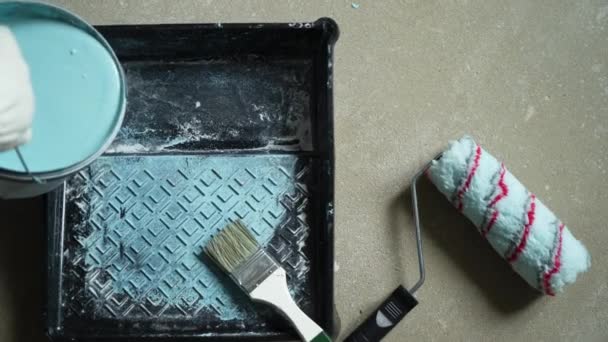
left=0, top=25, right=34, bottom=151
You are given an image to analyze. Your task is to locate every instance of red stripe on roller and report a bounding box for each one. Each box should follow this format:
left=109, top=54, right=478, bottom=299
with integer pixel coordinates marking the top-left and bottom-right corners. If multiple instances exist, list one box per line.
left=482, top=211, right=499, bottom=238
left=456, top=145, right=482, bottom=211
left=488, top=164, right=508, bottom=208
left=481, top=164, right=508, bottom=238
left=543, top=223, right=565, bottom=296
left=507, top=194, right=536, bottom=263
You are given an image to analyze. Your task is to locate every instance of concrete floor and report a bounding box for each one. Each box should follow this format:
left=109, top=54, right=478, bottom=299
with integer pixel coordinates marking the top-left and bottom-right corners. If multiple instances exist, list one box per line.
left=1, top=1, right=607, bottom=341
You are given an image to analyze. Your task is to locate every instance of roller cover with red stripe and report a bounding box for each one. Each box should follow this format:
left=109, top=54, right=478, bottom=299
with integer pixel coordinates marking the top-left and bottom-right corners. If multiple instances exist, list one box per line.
left=427, top=136, right=590, bottom=295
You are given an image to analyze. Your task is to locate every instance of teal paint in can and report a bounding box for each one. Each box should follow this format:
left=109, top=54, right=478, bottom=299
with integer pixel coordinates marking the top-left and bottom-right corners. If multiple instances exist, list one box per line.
left=0, top=1, right=125, bottom=198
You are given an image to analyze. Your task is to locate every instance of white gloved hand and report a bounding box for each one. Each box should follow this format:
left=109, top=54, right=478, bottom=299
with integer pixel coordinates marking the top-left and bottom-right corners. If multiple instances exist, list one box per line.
left=0, top=26, right=34, bottom=152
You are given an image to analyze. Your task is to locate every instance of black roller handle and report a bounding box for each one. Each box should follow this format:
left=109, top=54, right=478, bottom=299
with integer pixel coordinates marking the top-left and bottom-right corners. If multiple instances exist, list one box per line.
left=343, top=285, right=418, bottom=342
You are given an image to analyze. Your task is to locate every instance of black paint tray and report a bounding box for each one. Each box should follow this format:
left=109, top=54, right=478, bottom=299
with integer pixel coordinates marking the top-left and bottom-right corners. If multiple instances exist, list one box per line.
left=45, top=19, right=338, bottom=341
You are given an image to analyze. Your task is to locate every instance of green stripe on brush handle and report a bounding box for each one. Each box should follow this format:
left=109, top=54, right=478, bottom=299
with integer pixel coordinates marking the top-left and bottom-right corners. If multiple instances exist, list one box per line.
left=311, top=332, right=331, bottom=342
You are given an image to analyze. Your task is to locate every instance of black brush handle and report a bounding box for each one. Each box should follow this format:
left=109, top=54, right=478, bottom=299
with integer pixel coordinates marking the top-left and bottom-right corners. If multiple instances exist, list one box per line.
left=344, top=285, right=418, bottom=342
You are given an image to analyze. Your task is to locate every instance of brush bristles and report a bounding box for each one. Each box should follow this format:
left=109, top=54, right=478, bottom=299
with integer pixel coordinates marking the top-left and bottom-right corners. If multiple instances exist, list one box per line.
left=205, top=221, right=260, bottom=273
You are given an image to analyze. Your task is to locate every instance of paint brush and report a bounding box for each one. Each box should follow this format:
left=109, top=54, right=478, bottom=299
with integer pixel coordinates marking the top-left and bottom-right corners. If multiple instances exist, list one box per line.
left=204, top=220, right=331, bottom=342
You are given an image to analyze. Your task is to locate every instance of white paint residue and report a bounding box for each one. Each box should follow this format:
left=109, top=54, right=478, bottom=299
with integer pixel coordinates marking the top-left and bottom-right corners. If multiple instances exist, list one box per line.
left=250, top=142, right=301, bottom=152
left=75, top=200, right=88, bottom=213
left=109, top=128, right=219, bottom=153
left=252, top=104, right=270, bottom=122
left=545, top=184, right=550, bottom=191
left=195, top=101, right=201, bottom=108
left=140, top=128, right=158, bottom=135
left=297, top=239, right=306, bottom=251
left=108, top=140, right=303, bottom=154
left=351, top=2, right=360, bottom=9
left=159, top=136, right=190, bottom=150
left=106, top=143, right=149, bottom=153
left=334, top=261, right=340, bottom=273
left=524, top=105, right=536, bottom=122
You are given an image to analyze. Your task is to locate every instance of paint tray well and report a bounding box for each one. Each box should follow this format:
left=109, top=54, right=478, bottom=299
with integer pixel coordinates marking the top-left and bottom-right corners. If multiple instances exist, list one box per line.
left=45, top=20, right=338, bottom=341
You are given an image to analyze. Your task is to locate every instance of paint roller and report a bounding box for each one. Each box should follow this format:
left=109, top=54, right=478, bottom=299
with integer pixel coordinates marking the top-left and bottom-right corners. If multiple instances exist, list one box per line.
left=427, top=135, right=590, bottom=295
left=345, top=135, right=590, bottom=342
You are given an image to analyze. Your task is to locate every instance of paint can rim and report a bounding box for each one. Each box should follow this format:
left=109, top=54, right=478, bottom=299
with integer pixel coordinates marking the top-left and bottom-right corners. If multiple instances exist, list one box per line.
left=0, top=0, right=126, bottom=182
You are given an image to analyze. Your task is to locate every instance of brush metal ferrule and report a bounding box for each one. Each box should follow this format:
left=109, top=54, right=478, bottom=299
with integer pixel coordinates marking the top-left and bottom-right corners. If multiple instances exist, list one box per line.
left=230, top=248, right=280, bottom=293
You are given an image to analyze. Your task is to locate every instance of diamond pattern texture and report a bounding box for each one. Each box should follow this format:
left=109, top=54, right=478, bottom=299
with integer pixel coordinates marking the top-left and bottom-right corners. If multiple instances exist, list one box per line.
left=61, top=155, right=314, bottom=329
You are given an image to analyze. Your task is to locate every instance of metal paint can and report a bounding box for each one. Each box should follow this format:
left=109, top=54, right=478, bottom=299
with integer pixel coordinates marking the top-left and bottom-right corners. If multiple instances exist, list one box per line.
left=0, top=1, right=126, bottom=198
